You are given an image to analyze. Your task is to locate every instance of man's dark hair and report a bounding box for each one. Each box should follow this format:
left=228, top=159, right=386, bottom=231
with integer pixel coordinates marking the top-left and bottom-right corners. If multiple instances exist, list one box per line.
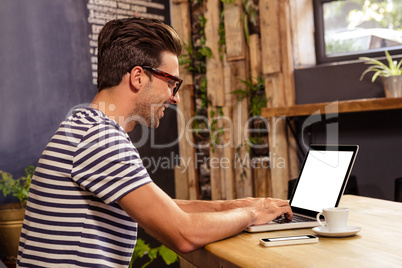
left=97, top=17, right=183, bottom=92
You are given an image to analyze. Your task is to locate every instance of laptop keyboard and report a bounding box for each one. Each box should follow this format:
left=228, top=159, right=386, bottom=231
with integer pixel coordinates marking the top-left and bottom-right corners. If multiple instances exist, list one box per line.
left=273, top=214, right=317, bottom=224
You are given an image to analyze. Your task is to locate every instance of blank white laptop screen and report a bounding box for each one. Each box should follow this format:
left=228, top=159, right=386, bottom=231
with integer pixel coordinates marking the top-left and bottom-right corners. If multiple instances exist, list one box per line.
left=291, top=150, right=355, bottom=213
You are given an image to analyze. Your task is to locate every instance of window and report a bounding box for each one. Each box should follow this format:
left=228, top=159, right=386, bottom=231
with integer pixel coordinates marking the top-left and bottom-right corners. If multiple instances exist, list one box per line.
left=314, top=0, right=402, bottom=64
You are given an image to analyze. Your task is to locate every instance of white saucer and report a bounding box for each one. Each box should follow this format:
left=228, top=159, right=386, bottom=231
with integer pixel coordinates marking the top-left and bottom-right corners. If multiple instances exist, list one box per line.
left=312, top=226, right=361, bottom=237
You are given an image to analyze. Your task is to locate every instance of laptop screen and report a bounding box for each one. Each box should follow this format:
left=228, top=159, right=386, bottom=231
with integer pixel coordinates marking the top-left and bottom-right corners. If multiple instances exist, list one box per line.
left=290, top=145, right=358, bottom=213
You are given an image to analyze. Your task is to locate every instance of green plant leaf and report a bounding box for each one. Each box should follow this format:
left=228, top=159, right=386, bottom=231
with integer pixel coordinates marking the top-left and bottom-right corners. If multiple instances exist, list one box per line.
left=148, top=248, right=158, bottom=260
left=132, top=239, right=150, bottom=260
left=159, top=244, right=179, bottom=265
left=385, top=50, right=396, bottom=74
left=198, top=46, right=212, bottom=58
left=0, top=166, right=34, bottom=203
left=359, top=51, right=402, bottom=82
left=396, top=59, right=402, bottom=74
left=230, top=89, right=249, bottom=102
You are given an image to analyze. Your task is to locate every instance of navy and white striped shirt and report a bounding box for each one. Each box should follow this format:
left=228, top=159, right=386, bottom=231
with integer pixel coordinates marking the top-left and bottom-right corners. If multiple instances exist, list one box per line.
left=18, top=108, right=152, bottom=267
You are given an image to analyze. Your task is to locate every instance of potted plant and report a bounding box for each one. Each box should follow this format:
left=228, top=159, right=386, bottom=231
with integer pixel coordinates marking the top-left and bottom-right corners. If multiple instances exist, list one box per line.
left=0, top=165, right=34, bottom=264
left=359, top=51, right=402, bottom=98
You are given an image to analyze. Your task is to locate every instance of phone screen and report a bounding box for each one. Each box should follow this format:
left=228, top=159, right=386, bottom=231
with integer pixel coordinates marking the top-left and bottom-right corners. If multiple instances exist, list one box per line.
left=262, top=235, right=313, bottom=242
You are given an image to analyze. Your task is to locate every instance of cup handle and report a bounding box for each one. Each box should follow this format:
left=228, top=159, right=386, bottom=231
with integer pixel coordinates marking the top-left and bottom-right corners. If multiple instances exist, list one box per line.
left=316, top=212, right=325, bottom=226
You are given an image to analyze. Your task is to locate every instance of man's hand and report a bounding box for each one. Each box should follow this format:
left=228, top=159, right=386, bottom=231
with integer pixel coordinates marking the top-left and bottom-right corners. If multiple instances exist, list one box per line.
left=248, top=198, right=293, bottom=225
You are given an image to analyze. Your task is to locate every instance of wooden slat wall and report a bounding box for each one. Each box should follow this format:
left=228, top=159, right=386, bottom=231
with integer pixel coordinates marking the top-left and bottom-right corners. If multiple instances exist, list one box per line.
left=172, top=0, right=306, bottom=201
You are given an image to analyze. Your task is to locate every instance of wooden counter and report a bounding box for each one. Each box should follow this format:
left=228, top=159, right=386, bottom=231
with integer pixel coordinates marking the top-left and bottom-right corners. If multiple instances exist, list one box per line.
left=261, top=97, right=402, bottom=118
left=180, top=195, right=402, bottom=268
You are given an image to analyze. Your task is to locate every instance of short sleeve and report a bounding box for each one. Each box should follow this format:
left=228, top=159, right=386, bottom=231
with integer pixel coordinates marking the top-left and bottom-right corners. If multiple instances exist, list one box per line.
left=71, top=122, right=152, bottom=204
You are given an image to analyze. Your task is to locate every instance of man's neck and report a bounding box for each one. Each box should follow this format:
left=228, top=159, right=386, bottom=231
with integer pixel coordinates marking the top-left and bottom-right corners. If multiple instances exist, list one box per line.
left=90, top=87, right=137, bottom=132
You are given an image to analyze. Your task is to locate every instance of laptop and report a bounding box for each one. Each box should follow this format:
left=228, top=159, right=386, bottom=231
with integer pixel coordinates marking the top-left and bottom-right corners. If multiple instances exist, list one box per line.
left=246, top=144, right=359, bottom=232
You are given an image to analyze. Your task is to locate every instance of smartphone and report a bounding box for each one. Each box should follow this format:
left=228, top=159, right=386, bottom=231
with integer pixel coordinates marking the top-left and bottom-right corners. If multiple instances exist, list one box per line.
left=259, top=235, right=318, bottom=247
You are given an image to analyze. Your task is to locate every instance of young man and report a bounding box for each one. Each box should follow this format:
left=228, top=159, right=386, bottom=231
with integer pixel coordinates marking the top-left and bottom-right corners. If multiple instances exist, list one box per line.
left=17, top=18, right=292, bottom=267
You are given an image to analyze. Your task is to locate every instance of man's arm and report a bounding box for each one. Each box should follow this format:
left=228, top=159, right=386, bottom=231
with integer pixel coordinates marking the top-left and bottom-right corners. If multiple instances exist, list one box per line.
left=173, top=197, right=262, bottom=213
left=118, top=182, right=292, bottom=254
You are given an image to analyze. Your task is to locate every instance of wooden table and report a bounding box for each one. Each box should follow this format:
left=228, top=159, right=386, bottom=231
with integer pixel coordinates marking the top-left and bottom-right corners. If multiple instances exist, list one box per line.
left=180, top=195, right=402, bottom=268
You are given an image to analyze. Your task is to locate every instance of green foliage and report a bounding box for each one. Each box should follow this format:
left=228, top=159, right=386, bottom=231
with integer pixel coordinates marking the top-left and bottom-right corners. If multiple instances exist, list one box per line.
left=221, top=0, right=236, bottom=4
left=218, top=10, right=226, bottom=61
left=179, top=41, right=212, bottom=74
left=198, top=46, right=212, bottom=58
left=198, top=14, right=207, bottom=34
left=192, top=76, right=210, bottom=138
left=130, top=238, right=179, bottom=268
left=248, top=136, right=264, bottom=147
left=359, top=51, right=402, bottom=82
left=231, top=76, right=267, bottom=117
left=241, top=0, right=258, bottom=44
left=199, top=76, right=210, bottom=109
left=209, top=107, right=225, bottom=152
left=178, top=14, right=212, bottom=75
left=0, top=166, right=34, bottom=203
left=348, top=0, right=402, bottom=30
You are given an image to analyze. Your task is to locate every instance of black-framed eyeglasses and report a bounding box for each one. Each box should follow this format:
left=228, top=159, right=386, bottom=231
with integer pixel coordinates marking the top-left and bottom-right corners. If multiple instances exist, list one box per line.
left=141, top=66, right=183, bottom=96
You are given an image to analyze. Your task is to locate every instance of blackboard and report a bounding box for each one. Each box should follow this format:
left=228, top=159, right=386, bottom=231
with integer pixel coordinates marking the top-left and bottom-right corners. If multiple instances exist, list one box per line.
left=0, top=0, right=174, bottom=204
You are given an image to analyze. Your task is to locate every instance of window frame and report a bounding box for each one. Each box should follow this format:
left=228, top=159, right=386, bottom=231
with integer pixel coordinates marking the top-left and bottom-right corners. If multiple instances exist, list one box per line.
left=313, top=0, right=402, bottom=64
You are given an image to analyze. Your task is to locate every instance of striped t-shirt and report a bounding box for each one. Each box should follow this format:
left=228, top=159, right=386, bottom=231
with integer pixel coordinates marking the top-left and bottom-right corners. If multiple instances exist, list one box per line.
left=17, top=108, right=152, bottom=267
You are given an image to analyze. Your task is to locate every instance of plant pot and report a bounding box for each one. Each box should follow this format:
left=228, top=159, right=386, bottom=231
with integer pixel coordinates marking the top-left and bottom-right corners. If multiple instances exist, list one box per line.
left=0, top=203, right=26, bottom=264
left=381, top=76, right=402, bottom=98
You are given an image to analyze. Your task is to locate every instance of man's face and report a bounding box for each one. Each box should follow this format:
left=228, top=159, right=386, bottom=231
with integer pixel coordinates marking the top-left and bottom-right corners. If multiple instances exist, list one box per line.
left=135, top=52, right=181, bottom=128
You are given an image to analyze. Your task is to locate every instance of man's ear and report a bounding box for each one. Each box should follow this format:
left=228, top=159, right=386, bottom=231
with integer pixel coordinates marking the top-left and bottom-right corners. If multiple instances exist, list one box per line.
left=129, top=66, right=144, bottom=92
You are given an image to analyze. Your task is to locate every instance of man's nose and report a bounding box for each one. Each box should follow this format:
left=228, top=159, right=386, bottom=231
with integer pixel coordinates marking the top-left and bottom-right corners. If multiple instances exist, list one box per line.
left=169, top=92, right=180, bottom=104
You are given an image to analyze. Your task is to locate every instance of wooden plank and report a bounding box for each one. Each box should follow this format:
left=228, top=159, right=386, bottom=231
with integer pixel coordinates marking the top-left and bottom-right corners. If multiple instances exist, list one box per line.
left=278, top=0, right=299, bottom=186
left=205, top=0, right=225, bottom=107
left=223, top=1, right=245, bottom=61
left=174, top=165, right=188, bottom=200
left=252, top=157, right=272, bottom=198
left=172, top=0, right=198, bottom=200
left=221, top=106, right=235, bottom=200
left=261, top=97, right=402, bottom=118
left=209, top=106, right=223, bottom=200
left=208, top=106, right=234, bottom=200
left=171, top=1, right=194, bottom=85
left=268, top=117, right=290, bottom=200
left=279, top=0, right=295, bottom=107
left=264, top=74, right=290, bottom=199
left=223, top=55, right=234, bottom=108
left=176, top=84, right=199, bottom=200
left=231, top=61, right=252, bottom=198
left=248, top=34, right=261, bottom=83
left=264, top=73, right=285, bottom=108
left=289, top=0, right=316, bottom=67
left=259, top=0, right=281, bottom=74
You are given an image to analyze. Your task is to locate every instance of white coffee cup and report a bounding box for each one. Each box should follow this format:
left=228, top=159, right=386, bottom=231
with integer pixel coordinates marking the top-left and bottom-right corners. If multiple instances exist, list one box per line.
left=316, top=207, right=349, bottom=232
